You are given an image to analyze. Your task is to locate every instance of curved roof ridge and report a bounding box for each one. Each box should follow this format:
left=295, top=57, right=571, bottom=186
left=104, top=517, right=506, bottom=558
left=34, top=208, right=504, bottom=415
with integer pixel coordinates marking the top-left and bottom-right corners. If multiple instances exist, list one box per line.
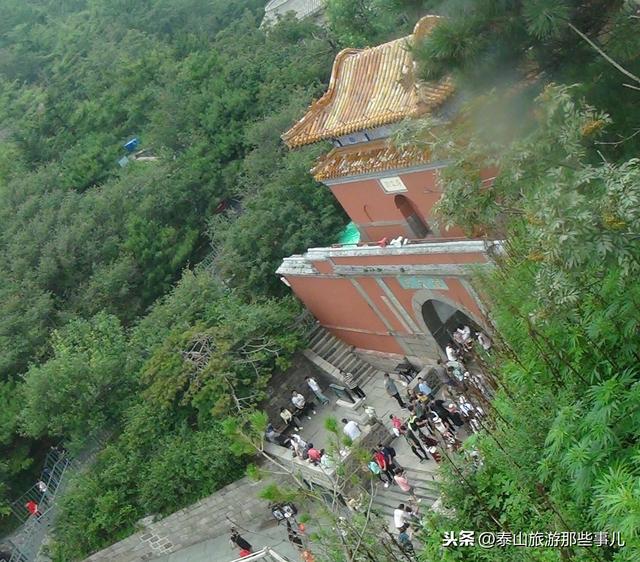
left=282, top=15, right=453, bottom=148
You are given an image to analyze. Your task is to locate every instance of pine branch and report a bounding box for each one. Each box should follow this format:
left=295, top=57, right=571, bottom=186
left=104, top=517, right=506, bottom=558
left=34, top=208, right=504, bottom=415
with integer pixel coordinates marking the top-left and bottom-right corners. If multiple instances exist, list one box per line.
left=567, top=22, right=640, bottom=86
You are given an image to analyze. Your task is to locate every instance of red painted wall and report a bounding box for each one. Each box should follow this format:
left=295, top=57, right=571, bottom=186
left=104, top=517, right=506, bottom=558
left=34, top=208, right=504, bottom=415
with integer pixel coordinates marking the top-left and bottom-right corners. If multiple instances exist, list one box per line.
left=329, top=167, right=466, bottom=241
left=329, top=327, right=405, bottom=355
left=283, top=255, right=488, bottom=356
left=285, top=276, right=407, bottom=355
left=355, top=276, right=410, bottom=334
left=286, top=276, right=388, bottom=334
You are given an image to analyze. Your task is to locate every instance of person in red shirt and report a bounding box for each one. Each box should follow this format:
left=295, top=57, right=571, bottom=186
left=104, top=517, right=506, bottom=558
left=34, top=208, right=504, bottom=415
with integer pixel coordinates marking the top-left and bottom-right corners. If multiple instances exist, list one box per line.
left=372, top=449, right=394, bottom=487
left=389, top=414, right=405, bottom=438
left=307, top=444, right=322, bottom=465
left=25, top=500, right=40, bottom=517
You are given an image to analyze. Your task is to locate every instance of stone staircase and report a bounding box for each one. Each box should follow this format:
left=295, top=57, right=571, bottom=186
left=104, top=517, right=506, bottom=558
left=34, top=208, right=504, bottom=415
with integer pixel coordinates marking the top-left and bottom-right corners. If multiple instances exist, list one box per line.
left=370, top=462, right=441, bottom=520
left=303, top=323, right=380, bottom=389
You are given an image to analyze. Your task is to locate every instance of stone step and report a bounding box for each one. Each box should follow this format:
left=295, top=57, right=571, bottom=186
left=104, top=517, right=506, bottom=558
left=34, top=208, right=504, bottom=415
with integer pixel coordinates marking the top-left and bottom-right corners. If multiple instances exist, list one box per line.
left=340, top=356, right=360, bottom=374
left=330, top=346, right=352, bottom=368
left=402, top=462, right=439, bottom=477
left=371, top=488, right=439, bottom=519
left=308, top=329, right=328, bottom=349
left=356, top=366, right=379, bottom=386
left=373, top=483, right=440, bottom=506
left=326, top=345, right=349, bottom=364
left=313, top=338, right=335, bottom=357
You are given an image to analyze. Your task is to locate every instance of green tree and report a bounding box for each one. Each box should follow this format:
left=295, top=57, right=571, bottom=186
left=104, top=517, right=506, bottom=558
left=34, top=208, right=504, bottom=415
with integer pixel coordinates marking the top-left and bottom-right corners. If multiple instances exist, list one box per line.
left=20, top=312, right=132, bottom=444
left=398, top=85, right=640, bottom=561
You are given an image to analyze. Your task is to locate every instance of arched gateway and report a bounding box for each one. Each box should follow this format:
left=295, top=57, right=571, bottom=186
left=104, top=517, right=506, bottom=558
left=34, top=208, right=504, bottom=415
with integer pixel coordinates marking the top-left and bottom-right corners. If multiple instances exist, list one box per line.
left=276, top=17, right=500, bottom=368
left=421, top=299, right=481, bottom=353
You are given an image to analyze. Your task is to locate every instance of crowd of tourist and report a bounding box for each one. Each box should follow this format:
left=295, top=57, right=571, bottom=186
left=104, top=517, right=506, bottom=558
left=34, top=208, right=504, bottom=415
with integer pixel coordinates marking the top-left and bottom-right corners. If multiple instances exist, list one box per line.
left=256, top=324, right=491, bottom=559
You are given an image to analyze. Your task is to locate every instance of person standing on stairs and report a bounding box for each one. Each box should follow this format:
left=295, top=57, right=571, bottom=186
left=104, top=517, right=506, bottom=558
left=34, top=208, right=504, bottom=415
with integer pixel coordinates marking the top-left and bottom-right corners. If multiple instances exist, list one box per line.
left=340, top=369, right=366, bottom=399
left=390, top=414, right=405, bottom=438
left=384, top=373, right=406, bottom=409
left=393, top=504, right=410, bottom=531
left=305, top=376, right=330, bottom=406
left=368, top=457, right=389, bottom=487
left=402, top=425, right=430, bottom=462
left=393, top=468, right=421, bottom=504
left=373, top=448, right=395, bottom=486
left=397, top=528, right=416, bottom=557
left=378, top=443, right=399, bottom=473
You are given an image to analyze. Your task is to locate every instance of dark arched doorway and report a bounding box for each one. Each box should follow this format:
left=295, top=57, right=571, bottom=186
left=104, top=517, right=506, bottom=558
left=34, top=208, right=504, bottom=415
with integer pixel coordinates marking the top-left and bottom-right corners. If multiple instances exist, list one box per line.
left=394, top=194, right=430, bottom=239
left=421, top=299, right=480, bottom=352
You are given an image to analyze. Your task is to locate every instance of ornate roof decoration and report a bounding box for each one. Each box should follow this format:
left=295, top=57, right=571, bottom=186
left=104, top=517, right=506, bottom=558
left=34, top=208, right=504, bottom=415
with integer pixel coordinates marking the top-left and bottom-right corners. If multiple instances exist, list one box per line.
left=311, top=140, right=431, bottom=181
left=282, top=15, right=454, bottom=148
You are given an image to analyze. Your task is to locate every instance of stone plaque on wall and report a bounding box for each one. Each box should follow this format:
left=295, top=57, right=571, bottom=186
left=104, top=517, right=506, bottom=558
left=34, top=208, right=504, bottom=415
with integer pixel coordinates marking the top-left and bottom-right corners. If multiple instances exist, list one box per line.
left=398, top=275, right=448, bottom=290
left=379, top=176, right=407, bottom=193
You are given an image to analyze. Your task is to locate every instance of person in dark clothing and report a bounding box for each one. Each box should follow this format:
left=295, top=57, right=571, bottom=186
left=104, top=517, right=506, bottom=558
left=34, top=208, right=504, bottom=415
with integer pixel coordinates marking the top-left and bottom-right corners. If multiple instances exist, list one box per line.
left=286, top=520, right=304, bottom=550
left=444, top=402, right=465, bottom=428
left=377, top=443, right=398, bottom=471
left=230, top=528, right=252, bottom=553
left=430, top=399, right=457, bottom=432
left=403, top=429, right=429, bottom=461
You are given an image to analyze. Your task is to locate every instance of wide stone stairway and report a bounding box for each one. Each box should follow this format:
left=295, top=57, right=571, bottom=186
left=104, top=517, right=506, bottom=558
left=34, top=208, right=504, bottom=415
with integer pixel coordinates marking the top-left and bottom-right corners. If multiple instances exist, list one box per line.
left=370, top=461, right=441, bottom=519
left=303, top=323, right=380, bottom=389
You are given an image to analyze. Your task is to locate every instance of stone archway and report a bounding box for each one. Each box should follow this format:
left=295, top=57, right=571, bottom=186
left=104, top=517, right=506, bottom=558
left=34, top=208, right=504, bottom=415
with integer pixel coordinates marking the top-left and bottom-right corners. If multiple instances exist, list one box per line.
left=421, top=299, right=481, bottom=352
left=410, top=288, right=484, bottom=355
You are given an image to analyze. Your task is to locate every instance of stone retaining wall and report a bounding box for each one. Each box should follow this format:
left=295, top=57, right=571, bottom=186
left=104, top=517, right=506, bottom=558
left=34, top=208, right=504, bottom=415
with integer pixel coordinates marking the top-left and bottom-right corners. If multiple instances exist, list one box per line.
left=83, top=477, right=268, bottom=562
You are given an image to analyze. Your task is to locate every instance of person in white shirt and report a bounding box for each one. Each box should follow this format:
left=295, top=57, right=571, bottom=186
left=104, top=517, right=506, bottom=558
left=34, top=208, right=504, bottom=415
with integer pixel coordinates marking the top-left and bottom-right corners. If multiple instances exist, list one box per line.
left=456, top=324, right=472, bottom=342
left=445, top=341, right=459, bottom=362
left=341, top=418, right=361, bottom=441
left=320, top=451, right=334, bottom=470
left=455, top=325, right=473, bottom=352
left=291, top=390, right=315, bottom=420
left=393, top=504, right=409, bottom=530
left=476, top=331, right=492, bottom=352
left=305, top=376, right=330, bottom=406
left=289, top=434, right=307, bottom=458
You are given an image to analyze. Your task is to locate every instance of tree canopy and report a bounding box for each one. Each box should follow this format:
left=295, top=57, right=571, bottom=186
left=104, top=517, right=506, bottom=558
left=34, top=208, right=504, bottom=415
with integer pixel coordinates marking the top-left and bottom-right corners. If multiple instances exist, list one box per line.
left=0, top=0, right=345, bottom=539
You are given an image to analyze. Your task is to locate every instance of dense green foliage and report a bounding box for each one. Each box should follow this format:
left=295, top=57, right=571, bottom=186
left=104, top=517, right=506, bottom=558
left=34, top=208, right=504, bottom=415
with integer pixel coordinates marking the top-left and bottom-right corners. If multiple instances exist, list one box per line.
left=41, top=272, right=303, bottom=558
left=51, top=271, right=305, bottom=560
left=324, top=2, right=640, bottom=561
left=385, top=1, right=639, bottom=559
left=408, top=87, right=640, bottom=561
left=2, top=0, right=638, bottom=560
left=0, top=0, right=347, bottom=548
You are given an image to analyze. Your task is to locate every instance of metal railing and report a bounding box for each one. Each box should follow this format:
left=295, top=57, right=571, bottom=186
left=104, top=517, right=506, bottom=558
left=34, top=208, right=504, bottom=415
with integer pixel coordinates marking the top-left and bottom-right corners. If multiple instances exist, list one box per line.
left=329, top=235, right=474, bottom=250
left=6, top=448, right=72, bottom=562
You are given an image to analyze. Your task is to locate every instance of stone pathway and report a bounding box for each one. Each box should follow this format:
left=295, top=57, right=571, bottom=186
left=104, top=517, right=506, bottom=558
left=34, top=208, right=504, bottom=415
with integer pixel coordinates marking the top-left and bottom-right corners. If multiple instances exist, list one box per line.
left=83, top=478, right=283, bottom=562
left=82, top=363, right=451, bottom=561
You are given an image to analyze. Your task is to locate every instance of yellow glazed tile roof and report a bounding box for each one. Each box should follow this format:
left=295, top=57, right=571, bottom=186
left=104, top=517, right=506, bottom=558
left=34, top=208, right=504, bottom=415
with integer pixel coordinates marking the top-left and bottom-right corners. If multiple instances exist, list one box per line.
left=282, top=15, right=454, bottom=148
left=311, top=140, right=431, bottom=180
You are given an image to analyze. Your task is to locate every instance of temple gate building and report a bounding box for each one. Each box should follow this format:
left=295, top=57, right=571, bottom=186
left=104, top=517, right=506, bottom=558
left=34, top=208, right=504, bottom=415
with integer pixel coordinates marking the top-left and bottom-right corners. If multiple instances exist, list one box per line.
left=277, top=16, right=499, bottom=370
